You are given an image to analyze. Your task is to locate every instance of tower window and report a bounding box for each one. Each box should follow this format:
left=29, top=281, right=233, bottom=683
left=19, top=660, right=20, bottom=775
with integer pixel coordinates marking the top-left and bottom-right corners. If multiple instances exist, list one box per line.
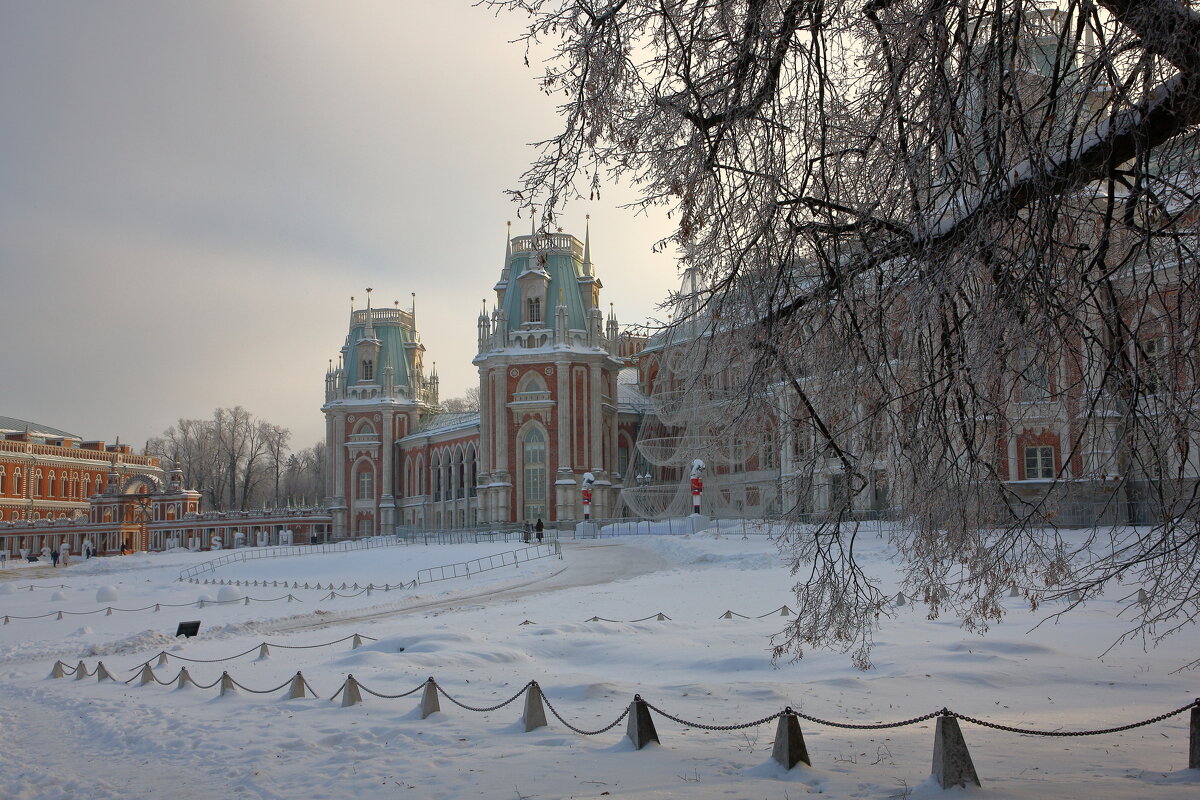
left=527, top=297, right=542, bottom=323
left=362, top=360, right=374, bottom=381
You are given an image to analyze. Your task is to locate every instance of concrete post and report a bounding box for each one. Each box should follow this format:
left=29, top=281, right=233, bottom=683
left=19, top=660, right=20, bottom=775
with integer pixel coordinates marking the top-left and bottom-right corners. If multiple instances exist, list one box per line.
left=74, top=660, right=89, bottom=681
left=220, top=672, right=237, bottom=697
left=932, top=714, right=981, bottom=788
left=157, top=652, right=169, bottom=667
left=95, top=662, right=115, bottom=682
left=626, top=694, right=659, bottom=749
left=137, top=664, right=155, bottom=686
left=420, top=677, right=440, bottom=718
left=523, top=682, right=548, bottom=732
left=49, top=661, right=66, bottom=679
left=287, top=672, right=309, bottom=700
left=352, top=634, right=364, bottom=649
left=257, top=643, right=270, bottom=660
left=771, top=709, right=812, bottom=769
left=1189, top=705, right=1199, bottom=769
left=341, top=675, right=363, bottom=707
left=176, top=667, right=194, bottom=689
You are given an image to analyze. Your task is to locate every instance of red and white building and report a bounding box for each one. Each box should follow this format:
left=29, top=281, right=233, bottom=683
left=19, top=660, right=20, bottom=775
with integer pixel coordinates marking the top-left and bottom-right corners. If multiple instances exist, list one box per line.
left=323, top=226, right=649, bottom=535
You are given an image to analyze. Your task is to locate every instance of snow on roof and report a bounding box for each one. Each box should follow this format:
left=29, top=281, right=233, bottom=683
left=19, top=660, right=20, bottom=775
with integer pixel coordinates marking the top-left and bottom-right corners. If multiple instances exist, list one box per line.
left=617, top=367, right=652, bottom=413
left=0, top=415, right=80, bottom=440
left=403, top=411, right=481, bottom=441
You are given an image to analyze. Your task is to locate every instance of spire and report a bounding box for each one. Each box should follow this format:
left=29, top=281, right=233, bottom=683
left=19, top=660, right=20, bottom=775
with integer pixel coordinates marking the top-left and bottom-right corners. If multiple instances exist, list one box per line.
left=350, top=295, right=355, bottom=312
left=582, top=214, right=592, bottom=276
left=411, top=292, right=416, bottom=326
left=363, top=288, right=376, bottom=339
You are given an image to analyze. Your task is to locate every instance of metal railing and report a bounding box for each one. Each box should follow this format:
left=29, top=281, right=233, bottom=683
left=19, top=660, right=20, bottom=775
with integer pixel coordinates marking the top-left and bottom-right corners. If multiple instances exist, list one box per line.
left=178, top=536, right=406, bottom=581
left=416, top=541, right=561, bottom=583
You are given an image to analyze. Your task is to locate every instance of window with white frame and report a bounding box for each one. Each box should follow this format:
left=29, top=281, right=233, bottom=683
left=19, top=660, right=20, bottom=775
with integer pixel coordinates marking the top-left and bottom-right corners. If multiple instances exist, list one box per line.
left=527, top=297, right=542, bottom=323
left=1141, top=336, right=1166, bottom=394
left=361, top=360, right=374, bottom=381
left=356, top=469, right=374, bottom=499
left=522, top=428, right=547, bottom=520
left=1024, top=446, right=1055, bottom=479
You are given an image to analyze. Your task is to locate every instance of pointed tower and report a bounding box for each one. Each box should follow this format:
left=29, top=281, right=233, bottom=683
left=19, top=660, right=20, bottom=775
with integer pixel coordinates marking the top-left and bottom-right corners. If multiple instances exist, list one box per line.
left=472, top=220, right=625, bottom=524
left=322, top=287, right=436, bottom=538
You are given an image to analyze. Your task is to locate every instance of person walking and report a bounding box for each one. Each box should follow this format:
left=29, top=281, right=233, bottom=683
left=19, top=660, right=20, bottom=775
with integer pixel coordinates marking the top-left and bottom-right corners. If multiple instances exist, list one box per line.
left=523, top=522, right=532, bottom=543
left=535, top=519, right=544, bottom=542
left=50, top=548, right=60, bottom=567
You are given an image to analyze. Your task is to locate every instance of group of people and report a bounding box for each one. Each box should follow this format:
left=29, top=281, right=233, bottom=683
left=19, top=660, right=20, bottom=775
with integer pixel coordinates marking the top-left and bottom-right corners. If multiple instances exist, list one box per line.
left=523, top=518, right=545, bottom=543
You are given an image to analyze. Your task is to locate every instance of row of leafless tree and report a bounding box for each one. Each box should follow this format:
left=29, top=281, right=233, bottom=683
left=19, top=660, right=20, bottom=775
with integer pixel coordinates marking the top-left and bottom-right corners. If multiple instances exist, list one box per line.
left=144, top=407, right=325, bottom=512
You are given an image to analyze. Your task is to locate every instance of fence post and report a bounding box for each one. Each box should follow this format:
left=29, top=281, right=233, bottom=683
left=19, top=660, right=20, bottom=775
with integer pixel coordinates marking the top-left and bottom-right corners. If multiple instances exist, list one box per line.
left=771, top=709, right=811, bottom=769
left=287, top=672, right=309, bottom=700
left=523, top=681, right=548, bottom=731
left=626, top=694, right=659, bottom=749
left=420, top=677, right=440, bottom=718
left=341, top=675, right=363, bottom=707
left=220, top=672, right=237, bottom=697
left=932, top=712, right=981, bottom=788
left=137, top=663, right=156, bottom=686
left=1190, top=703, right=1199, bottom=769
left=48, top=661, right=67, bottom=679
left=73, top=660, right=89, bottom=681
left=176, top=667, right=195, bottom=689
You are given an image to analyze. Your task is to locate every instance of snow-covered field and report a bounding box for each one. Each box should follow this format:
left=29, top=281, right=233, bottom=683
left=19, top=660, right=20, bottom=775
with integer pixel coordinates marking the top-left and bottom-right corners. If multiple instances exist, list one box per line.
left=0, top=529, right=1195, bottom=799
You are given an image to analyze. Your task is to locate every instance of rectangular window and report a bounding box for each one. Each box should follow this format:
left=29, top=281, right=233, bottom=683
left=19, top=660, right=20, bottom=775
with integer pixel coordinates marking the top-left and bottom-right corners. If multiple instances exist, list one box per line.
left=357, top=471, right=374, bottom=499
left=1141, top=337, right=1165, bottom=394
left=1021, top=348, right=1050, bottom=401
left=1024, top=446, right=1054, bottom=480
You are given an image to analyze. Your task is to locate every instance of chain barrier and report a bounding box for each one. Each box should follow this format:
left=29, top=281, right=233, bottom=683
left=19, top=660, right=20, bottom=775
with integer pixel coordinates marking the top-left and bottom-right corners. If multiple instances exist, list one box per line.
left=949, top=700, right=1200, bottom=736
left=227, top=675, right=299, bottom=695
left=133, top=633, right=375, bottom=669
left=52, top=656, right=1200, bottom=743
left=643, top=700, right=783, bottom=732
left=356, top=680, right=427, bottom=699
left=792, top=708, right=942, bottom=730
left=435, top=681, right=532, bottom=712
left=540, top=693, right=631, bottom=736
left=3, top=594, right=302, bottom=624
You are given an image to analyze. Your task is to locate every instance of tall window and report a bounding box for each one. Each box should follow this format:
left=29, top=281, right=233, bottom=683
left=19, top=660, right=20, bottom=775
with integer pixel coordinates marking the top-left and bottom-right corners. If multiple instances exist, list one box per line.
left=0, top=469, right=5, bottom=495
left=1141, top=337, right=1165, bottom=394
left=1020, top=347, right=1050, bottom=401
left=362, top=360, right=374, bottom=381
left=357, top=469, right=374, bottom=499
left=527, top=297, right=542, bottom=323
left=522, top=428, right=547, bottom=520
left=1024, top=446, right=1054, bottom=479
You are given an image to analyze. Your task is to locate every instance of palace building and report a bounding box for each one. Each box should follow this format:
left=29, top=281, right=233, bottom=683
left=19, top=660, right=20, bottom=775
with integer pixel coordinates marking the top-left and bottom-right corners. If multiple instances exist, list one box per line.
left=323, top=225, right=649, bottom=536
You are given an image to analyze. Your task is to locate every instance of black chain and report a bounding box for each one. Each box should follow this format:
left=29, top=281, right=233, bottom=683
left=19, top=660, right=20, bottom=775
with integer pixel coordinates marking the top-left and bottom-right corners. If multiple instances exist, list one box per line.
left=949, top=700, right=1199, bottom=736
left=791, top=708, right=942, bottom=730
left=356, top=680, right=426, bottom=699
left=541, top=693, right=630, bottom=735
left=228, top=675, right=299, bottom=695
left=643, top=701, right=782, bottom=731
left=434, top=681, right=532, bottom=712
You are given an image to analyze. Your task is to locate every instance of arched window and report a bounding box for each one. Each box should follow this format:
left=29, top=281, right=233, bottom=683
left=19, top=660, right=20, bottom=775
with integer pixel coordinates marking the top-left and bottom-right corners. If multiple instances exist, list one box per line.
left=522, top=428, right=547, bottom=521
left=527, top=297, right=542, bottom=323
left=454, top=447, right=465, bottom=499
left=466, top=445, right=477, bottom=498
left=47, top=472, right=56, bottom=499
left=14, top=469, right=23, bottom=497
left=32, top=470, right=42, bottom=498
left=362, top=360, right=374, bottom=381
left=356, top=467, right=374, bottom=500
left=0, top=468, right=6, bottom=495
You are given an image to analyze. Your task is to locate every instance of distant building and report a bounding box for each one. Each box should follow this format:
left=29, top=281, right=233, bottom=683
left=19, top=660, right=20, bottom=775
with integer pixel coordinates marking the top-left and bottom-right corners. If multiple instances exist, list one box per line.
left=0, top=416, right=164, bottom=524
left=323, top=225, right=650, bottom=535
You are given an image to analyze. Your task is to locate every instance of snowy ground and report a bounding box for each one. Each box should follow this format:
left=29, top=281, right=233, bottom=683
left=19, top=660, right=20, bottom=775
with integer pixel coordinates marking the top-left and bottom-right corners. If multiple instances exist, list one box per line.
left=0, top=528, right=1195, bottom=799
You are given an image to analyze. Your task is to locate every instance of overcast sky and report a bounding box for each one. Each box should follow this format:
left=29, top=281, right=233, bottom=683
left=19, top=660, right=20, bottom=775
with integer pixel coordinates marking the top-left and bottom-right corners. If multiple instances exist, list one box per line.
left=0, top=1, right=679, bottom=450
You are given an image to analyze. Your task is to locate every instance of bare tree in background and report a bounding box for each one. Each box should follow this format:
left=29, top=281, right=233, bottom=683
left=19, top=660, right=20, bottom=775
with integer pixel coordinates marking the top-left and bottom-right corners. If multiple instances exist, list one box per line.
left=147, top=409, right=322, bottom=512
left=441, top=386, right=482, bottom=413
left=488, top=0, right=1200, bottom=667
